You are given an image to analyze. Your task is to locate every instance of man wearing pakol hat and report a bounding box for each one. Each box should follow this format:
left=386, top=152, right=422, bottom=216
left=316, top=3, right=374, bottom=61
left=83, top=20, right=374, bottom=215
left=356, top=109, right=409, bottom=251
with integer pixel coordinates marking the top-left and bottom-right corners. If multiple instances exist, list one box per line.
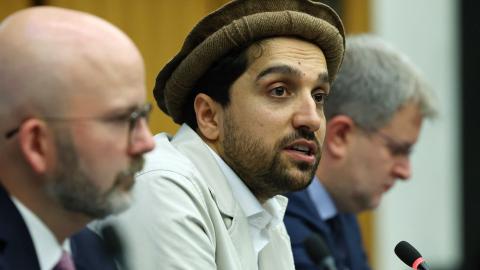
left=112, top=0, right=345, bottom=269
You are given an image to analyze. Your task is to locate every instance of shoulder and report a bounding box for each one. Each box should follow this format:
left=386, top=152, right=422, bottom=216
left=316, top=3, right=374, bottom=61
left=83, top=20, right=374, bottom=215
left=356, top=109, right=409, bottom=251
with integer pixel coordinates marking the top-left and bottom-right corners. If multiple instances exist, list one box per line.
left=140, top=132, right=196, bottom=175
left=70, top=228, right=117, bottom=270
left=135, top=132, right=209, bottom=200
left=0, top=187, right=40, bottom=270
left=340, top=213, right=362, bottom=231
left=113, top=131, right=219, bottom=236
left=285, top=189, right=314, bottom=215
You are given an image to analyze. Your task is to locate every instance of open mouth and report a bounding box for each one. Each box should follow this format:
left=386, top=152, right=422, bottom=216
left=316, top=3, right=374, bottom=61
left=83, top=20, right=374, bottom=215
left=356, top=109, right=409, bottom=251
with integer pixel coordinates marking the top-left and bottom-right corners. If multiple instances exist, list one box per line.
left=285, top=140, right=317, bottom=155
left=283, top=140, right=318, bottom=164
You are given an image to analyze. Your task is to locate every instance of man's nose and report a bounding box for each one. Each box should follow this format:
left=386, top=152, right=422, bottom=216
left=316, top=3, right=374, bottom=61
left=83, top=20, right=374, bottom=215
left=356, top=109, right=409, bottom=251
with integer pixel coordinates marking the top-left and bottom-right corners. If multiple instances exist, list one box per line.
left=392, top=158, right=411, bottom=180
left=129, top=119, right=155, bottom=155
left=291, top=94, right=323, bottom=133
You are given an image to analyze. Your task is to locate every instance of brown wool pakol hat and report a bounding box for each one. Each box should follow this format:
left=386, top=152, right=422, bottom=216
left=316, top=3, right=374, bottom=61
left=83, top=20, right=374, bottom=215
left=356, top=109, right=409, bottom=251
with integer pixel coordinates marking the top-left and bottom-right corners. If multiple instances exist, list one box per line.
left=154, top=0, right=346, bottom=124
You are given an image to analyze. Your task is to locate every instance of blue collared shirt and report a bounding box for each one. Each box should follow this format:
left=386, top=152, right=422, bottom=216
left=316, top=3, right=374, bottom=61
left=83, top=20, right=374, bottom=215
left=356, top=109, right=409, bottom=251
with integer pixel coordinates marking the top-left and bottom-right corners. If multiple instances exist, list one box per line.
left=307, top=177, right=338, bottom=221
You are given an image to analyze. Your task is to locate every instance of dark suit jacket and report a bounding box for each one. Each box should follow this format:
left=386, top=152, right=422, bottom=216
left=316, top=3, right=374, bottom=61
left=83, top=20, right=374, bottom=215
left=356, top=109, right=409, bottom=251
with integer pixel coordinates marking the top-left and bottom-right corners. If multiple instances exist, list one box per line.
left=0, top=184, right=117, bottom=270
left=285, top=189, right=371, bottom=270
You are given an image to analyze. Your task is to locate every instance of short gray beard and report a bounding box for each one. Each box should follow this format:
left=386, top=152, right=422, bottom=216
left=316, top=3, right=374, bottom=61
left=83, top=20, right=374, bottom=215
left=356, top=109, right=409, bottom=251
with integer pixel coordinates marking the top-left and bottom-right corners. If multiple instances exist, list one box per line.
left=45, top=130, right=143, bottom=218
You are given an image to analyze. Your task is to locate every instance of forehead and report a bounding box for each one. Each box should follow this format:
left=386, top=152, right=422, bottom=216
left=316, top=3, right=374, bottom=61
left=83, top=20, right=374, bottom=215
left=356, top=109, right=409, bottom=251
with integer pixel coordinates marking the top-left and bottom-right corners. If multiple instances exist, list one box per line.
left=65, top=47, right=146, bottom=113
left=383, top=102, right=423, bottom=139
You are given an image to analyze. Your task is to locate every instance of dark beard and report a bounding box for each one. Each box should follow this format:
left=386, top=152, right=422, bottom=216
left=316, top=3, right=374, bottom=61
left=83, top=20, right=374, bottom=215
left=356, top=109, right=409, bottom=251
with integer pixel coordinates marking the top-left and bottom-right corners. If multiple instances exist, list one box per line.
left=221, top=115, right=321, bottom=201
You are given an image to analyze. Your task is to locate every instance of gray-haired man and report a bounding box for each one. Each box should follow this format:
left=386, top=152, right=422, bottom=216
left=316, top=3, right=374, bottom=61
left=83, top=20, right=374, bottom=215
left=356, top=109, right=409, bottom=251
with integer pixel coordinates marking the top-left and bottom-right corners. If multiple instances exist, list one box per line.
left=285, top=35, right=438, bottom=270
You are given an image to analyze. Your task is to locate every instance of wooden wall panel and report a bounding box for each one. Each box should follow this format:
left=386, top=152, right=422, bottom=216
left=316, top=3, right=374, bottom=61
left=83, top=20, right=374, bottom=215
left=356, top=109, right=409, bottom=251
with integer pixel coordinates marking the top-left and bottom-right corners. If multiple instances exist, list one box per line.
left=45, top=0, right=228, bottom=134
left=0, top=0, right=30, bottom=20
left=343, top=0, right=370, bottom=34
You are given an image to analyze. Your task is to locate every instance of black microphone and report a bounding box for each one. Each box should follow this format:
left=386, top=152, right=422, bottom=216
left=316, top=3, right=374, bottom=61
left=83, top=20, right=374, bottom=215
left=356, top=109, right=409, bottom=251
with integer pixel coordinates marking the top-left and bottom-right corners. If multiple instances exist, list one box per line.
left=304, top=233, right=337, bottom=270
left=394, top=241, right=430, bottom=270
left=101, top=224, right=128, bottom=269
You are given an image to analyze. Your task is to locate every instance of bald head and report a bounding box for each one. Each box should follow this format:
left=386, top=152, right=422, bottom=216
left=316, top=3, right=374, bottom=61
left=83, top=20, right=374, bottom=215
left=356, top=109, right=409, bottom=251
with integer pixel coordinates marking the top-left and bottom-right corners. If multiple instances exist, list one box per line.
left=0, top=7, right=144, bottom=126
left=0, top=7, right=153, bottom=234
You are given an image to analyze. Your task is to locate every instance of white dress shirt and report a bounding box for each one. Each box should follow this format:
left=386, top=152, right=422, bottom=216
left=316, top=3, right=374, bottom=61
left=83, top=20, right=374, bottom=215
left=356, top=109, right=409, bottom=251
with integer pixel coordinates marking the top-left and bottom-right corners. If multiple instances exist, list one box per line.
left=208, top=146, right=285, bottom=264
left=13, top=197, right=70, bottom=270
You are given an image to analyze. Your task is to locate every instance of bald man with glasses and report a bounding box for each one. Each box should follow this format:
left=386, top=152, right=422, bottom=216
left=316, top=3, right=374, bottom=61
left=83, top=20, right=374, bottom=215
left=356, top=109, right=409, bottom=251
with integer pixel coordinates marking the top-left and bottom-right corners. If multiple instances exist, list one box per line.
left=0, top=7, right=154, bottom=270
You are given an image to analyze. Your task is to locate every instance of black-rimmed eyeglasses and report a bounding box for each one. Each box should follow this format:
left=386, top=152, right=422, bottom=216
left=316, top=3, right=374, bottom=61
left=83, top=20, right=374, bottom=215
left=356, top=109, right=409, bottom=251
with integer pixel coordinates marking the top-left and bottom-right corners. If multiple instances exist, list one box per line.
left=4, top=103, right=152, bottom=141
left=375, top=131, right=414, bottom=157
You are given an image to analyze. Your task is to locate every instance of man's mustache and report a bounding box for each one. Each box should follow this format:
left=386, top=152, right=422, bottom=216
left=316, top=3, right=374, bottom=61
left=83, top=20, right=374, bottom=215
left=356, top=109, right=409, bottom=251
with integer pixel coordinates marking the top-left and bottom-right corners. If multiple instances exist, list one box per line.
left=129, top=157, right=145, bottom=175
left=117, top=157, right=145, bottom=181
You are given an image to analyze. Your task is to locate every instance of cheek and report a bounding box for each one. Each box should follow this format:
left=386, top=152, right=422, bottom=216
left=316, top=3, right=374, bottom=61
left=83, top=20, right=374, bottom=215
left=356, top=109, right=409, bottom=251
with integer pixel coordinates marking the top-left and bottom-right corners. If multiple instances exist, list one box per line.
left=73, top=131, right=128, bottom=189
left=360, top=157, right=393, bottom=193
left=231, top=102, right=284, bottom=136
left=316, top=127, right=326, bottom=144
left=80, top=149, right=125, bottom=191
left=349, top=149, right=385, bottom=189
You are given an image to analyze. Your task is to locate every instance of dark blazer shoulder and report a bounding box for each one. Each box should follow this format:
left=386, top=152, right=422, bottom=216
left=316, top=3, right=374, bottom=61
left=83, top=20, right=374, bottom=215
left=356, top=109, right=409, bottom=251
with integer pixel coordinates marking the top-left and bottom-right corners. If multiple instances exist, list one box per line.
left=337, top=213, right=372, bottom=270
left=285, top=189, right=321, bottom=223
left=0, top=185, right=40, bottom=270
left=70, top=227, right=118, bottom=270
left=285, top=188, right=371, bottom=270
left=285, top=189, right=330, bottom=270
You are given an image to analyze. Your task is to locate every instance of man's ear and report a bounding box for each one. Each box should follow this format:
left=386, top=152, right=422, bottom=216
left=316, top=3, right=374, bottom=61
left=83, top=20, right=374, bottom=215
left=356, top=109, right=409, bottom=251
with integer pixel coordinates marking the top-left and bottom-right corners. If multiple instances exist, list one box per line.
left=324, top=115, right=355, bottom=159
left=17, top=119, right=52, bottom=174
left=194, top=93, right=222, bottom=141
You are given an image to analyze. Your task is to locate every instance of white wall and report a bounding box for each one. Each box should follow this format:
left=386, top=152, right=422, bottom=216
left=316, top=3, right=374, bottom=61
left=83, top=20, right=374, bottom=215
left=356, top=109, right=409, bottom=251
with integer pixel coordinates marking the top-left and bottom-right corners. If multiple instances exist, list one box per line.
left=371, top=0, right=461, bottom=269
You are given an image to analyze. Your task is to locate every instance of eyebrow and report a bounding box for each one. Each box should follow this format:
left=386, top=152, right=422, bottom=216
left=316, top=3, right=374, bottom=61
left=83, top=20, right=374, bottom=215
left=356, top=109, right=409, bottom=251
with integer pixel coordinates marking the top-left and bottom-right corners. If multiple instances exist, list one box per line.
left=255, top=64, right=330, bottom=84
left=317, top=73, right=329, bottom=85
left=95, top=103, right=142, bottom=119
left=256, top=65, right=301, bottom=82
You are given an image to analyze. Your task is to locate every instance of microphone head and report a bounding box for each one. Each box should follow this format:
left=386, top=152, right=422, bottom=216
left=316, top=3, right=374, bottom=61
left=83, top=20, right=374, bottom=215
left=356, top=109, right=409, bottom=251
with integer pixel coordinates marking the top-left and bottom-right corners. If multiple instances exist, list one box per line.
left=394, top=240, right=423, bottom=267
left=304, top=233, right=332, bottom=264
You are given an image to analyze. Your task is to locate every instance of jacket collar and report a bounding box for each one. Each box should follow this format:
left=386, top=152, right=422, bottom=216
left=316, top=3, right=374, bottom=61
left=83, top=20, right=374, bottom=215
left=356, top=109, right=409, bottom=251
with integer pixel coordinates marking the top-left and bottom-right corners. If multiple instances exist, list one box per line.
left=171, top=124, right=289, bottom=223
left=171, top=124, right=237, bottom=218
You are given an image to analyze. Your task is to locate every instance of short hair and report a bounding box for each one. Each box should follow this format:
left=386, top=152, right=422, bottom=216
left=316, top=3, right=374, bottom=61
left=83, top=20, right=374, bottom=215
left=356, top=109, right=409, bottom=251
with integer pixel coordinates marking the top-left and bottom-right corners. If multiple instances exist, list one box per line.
left=325, top=34, right=438, bottom=132
left=183, top=40, right=264, bottom=129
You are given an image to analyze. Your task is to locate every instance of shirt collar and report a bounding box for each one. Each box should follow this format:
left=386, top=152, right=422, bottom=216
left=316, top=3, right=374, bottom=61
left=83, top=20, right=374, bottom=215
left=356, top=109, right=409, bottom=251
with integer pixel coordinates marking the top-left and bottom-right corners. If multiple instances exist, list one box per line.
left=210, top=147, right=263, bottom=218
left=206, top=146, right=286, bottom=253
left=12, top=197, right=71, bottom=270
left=307, top=177, right=338, bottom=220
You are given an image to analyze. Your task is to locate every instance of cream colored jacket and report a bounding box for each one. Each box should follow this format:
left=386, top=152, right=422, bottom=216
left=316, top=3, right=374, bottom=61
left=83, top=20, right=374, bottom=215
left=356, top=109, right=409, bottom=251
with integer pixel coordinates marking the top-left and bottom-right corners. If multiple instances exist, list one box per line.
left=112, top=124, right=295, bottom=270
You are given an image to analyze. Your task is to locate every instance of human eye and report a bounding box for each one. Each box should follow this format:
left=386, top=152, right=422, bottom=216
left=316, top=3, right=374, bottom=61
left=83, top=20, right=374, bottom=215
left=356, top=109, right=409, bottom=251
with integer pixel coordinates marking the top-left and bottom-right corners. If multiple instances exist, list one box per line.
left=399, top=145, right=413, bottom=157
left=269, top=85, right=289, bottom=97
left=312, top=90, right=327, bottom=104
left=390, top=144, right=413, bottom=157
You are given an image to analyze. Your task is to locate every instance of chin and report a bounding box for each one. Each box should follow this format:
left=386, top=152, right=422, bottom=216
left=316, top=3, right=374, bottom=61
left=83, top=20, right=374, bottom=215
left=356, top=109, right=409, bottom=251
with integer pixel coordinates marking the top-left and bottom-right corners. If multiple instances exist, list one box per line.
left=369, top=198, right=382, bottom=210
left=105, top=190, right=133, bottom=216
left=285, top=171, right=314, bottom=191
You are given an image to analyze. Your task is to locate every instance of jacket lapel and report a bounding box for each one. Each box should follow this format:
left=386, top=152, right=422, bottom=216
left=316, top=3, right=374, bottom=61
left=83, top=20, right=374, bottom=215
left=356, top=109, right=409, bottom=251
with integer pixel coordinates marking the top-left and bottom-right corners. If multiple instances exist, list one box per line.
left=338, top=213, right=365, bottom=269
left=286, top=189, right=329, bottom=233
left=170, top=125, right=257, bottom=269
left=171, top=125, right=237, bottom=218
left=0, top=184, right=40, bottom=270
